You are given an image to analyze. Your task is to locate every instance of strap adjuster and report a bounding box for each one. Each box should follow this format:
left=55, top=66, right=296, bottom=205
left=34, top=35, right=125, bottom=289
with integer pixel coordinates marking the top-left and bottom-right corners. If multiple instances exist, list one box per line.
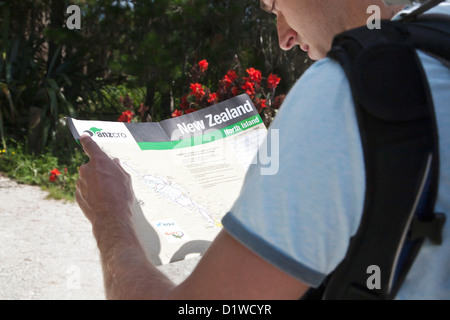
left=408, top=213, right=446, bottom=245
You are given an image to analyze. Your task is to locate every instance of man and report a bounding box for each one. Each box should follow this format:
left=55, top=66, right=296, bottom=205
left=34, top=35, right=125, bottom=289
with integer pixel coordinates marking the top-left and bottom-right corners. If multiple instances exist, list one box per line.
left=76, top=0, right=450, bottom=299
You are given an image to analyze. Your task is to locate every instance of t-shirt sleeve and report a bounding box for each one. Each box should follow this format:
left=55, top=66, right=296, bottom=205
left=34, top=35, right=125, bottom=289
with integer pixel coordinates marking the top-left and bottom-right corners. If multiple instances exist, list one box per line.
left=222, top=58, right=366, bottom=288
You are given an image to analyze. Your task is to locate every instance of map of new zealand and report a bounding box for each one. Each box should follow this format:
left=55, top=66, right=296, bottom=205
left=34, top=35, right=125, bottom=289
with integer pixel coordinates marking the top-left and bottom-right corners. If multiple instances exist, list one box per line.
left=68, top=94, right=267, bottom=265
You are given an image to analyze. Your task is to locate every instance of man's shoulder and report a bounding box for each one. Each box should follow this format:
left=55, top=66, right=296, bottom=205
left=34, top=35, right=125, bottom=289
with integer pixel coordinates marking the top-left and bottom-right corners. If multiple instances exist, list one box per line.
left=276, top=57, right=353, bottom=129
left=300, top=58, right=346, bottom=82
left=287, top=57, right=349, bottom=104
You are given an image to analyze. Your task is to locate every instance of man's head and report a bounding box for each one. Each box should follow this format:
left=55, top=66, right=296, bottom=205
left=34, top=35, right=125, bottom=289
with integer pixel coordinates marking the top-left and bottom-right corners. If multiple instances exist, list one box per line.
left=260, top=0, right=405, bottom=60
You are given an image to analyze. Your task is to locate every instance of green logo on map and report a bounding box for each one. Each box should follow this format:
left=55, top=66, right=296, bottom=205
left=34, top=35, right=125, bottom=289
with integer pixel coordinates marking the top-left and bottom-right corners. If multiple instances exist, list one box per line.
left=83, top=127, right=103, bottom=137
left=83, top=127, right=127, bottom=139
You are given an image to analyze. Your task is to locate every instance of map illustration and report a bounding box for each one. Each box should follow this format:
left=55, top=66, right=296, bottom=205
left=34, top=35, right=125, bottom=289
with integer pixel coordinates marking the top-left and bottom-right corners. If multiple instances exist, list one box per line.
left=121, top=161, right=222, bottom=230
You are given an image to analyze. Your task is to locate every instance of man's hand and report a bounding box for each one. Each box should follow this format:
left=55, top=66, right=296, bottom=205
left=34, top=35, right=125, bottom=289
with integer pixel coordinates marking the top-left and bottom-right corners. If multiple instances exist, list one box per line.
left=76, top=134, right=135, bottom=234
left=75, top=134, right=177, bottom=299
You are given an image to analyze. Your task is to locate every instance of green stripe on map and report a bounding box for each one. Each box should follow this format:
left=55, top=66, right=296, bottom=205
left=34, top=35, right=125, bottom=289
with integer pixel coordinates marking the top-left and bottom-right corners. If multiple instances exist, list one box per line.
left=137, top=115, right=263, bottom=151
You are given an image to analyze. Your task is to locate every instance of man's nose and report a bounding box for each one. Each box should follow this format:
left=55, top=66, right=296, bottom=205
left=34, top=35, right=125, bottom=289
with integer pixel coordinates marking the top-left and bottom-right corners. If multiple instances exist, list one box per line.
left=277, top=13, right=297, bottom=51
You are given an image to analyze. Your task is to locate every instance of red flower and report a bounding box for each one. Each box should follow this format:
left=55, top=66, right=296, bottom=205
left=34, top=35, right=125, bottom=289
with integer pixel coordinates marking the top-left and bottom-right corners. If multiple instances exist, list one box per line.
left=255, top=98, right=267, bottom=109
left=118, top=110, right=134, bottom=123
left=242, top=81, right=255, bottom=97
left=49, top=168, right=61, bottom=183
left=180, top=95, right=190, bottom=110
left=245, top=68, right=262, bottom=84
left=267, top=73, right=281, bottom=90
left=51, top=168, right=61, bottom=176
left=223, top=70, right=238, bottom=88
left=227, top=70, right=238, bottom=81
left=190, top=83, right=205, bottom=100
left=172, top=109, right=183, bottom=118
left=208, top=92, right=218, bottom=105
left=178, top=62, right=285, bottom=128
left=198, top=59, right=209, bottom=73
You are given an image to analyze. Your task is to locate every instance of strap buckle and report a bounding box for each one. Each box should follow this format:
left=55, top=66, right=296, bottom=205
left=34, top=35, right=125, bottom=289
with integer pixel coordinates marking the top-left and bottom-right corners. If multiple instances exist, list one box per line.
left=408, top=213, right=446, bottom=244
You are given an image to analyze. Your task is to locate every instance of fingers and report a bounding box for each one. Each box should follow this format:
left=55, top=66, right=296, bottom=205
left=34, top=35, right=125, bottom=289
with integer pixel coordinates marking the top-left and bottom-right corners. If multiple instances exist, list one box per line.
left=76, top=174, right=87, bottom=203
left=79, top=134, right=106, bottom=161
left=113, top=158, right=128, bottom=175
left=75, top=177, right=86, bottom=209
left=113, top=158, right=122, bottom=169
left=75, top=177, right=95, bottom=224
left=75, top=181, right=85, bottom=208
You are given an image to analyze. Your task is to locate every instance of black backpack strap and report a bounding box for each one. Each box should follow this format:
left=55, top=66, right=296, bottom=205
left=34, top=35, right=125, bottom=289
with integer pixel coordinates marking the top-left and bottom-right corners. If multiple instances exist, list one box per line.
left=315, top=19, right=448, bottom=300
left=402, top=14, right=450, bottom=66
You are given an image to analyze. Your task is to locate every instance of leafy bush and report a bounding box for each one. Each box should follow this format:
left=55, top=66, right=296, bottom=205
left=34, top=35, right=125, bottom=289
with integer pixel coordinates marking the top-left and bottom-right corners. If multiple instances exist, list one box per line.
left=0, top=2, right=118, bottom=154
left=173, top=59, right=286, bottom=127
left=0, top=139, right=87, bottom=201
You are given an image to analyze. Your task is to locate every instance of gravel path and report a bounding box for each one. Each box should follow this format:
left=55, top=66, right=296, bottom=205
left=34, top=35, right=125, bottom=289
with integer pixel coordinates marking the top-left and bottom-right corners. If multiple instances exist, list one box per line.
left=0, top=174, right=105, bottom=300
left=0, top=174, right=199, bottom=300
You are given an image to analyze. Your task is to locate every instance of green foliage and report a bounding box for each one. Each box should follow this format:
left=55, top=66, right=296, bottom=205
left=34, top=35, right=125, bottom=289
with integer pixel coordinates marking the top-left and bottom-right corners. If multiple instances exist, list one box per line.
left=0, top=0, right=125, bottom=154
left=0, top=138, right=87, bottom=201
left=101, top=84, right=146, bottom=113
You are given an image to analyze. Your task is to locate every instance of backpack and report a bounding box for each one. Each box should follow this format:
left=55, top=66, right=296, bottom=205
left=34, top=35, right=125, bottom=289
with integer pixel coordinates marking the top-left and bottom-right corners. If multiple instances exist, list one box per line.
left=304, top=13, right=449, bottom=300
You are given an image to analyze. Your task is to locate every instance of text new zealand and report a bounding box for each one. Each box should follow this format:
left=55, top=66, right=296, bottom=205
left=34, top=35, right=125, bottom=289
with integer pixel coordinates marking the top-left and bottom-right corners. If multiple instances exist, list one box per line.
left=177, top=100, right=254, bottom=135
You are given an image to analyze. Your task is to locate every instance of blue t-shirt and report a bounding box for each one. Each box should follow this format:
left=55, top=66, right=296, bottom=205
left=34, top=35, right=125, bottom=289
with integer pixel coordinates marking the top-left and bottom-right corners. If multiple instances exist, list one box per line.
left=222, top=5, right=450, bottom=300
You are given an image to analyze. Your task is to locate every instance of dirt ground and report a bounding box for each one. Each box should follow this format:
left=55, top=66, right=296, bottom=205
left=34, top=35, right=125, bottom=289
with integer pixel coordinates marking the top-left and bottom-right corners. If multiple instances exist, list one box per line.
left=0, top=174, right=105, bottom=300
